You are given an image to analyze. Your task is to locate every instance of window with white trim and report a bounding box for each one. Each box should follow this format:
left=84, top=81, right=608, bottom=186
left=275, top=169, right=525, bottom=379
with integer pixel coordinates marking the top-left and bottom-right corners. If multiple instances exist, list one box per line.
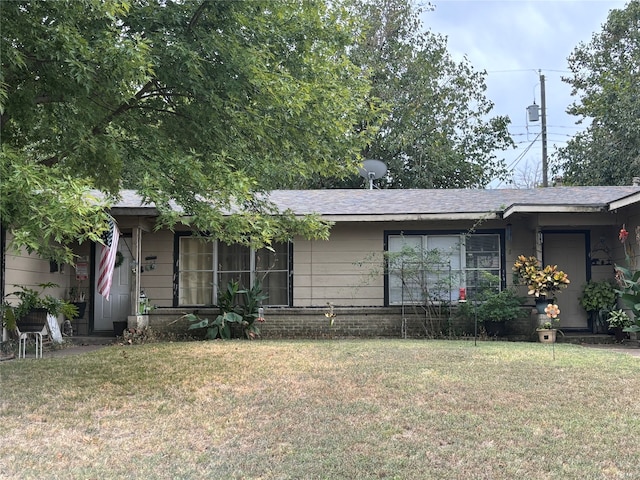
left=387, top=233, right=501, bottom=304
left=178, top=236, right=290, bottom=306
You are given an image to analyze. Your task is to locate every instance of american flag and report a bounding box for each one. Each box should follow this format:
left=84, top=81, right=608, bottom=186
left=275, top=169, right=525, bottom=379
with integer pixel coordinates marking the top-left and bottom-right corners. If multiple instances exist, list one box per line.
left=97, top=219, right=120, bottom=300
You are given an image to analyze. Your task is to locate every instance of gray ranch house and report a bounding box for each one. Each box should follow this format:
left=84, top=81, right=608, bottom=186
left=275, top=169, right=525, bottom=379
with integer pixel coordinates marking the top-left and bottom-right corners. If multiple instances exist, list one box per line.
left=3, top=186, right=640, bottom=339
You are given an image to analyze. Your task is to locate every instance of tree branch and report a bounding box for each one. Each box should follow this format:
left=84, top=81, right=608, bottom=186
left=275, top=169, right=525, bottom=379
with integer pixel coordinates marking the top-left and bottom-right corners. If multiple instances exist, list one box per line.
left=91, top=80, right=155, bottom=135
left=136, top=105, right=191, bottom=119
left=90, top=2, right=207, bottom=136
left=188, top=2, right=209, bottom=32
left=35, top=95, right=64, bottom=105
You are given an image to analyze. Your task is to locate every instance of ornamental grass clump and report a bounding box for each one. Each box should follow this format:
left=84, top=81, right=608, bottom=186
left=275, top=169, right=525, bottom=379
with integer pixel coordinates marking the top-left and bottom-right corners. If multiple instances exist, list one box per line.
left=513, top=255, right=570, bottom=298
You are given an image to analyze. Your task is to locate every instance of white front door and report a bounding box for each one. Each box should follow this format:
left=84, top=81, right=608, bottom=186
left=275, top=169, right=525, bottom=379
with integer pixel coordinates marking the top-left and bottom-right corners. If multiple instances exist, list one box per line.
left=93, top=237, right=132, bottom=332
left=543, top=232, right=588, bottom=330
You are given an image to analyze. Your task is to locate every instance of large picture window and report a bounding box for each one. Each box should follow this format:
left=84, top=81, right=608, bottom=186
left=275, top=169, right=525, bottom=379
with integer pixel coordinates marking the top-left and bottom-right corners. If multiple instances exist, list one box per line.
left=387, top=233, right=501, bottom=305
left=178, top=235, right=290, bottom=306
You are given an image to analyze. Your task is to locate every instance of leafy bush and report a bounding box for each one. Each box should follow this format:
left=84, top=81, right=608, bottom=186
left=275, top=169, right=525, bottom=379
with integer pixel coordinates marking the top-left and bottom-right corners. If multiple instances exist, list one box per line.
left=614, top=265, right=640, bottom=333
left=579, top=279, right=617, bottom=332
left=579, top=280, right=617, bottom=313
left=456, top=272, right=526, bottom=325
left=607, top=309, right=631, bottom=329
left=476, top=288, right=527, bottom=323
left=187, top=280, right=267, bottom=340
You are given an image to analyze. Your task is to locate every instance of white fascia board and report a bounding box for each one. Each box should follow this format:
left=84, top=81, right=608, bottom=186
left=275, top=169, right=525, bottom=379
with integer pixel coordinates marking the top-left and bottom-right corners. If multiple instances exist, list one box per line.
left=503, top=204, right=604, bottom=218
left=609, top=192, right=640, bottom=211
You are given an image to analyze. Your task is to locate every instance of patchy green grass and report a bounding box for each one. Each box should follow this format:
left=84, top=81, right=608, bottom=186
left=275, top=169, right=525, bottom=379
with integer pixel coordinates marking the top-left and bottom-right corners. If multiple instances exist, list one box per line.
left=1, top=340, right=639, bottom=479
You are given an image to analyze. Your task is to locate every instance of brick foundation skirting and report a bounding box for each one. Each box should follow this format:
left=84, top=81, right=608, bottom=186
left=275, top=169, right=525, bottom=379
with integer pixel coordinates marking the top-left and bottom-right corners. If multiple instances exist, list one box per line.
left=145, top=306, right=537, bottom=340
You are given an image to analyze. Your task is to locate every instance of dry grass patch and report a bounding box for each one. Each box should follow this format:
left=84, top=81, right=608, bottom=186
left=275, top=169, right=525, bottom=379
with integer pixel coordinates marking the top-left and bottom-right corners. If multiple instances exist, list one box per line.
left=1, top=340, right=639, bottom=479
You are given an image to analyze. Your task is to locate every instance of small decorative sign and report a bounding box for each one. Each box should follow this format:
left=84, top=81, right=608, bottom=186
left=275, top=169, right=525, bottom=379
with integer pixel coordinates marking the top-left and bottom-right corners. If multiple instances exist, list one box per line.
left=75, top=262, right=88, bottom=280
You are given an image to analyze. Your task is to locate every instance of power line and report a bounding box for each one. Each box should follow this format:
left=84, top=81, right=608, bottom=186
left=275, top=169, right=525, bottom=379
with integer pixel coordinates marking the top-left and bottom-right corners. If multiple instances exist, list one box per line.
left=484, top=68, right=571, bottom=75
left=510, top=124, right=583, bottom=130
left=508, top=133, right=540, bottom=168
left=496, top=132, right=542, bottom=189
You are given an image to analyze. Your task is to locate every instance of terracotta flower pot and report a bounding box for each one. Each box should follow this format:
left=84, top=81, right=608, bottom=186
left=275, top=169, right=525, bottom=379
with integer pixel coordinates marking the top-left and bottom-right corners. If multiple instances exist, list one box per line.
left=537, top=328, right=557, bottom=343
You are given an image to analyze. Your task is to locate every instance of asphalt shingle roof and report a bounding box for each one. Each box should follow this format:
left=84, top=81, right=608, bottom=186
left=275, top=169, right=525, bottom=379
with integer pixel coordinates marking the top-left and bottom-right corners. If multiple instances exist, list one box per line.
left=267, top=187, right=640, bottom=215
left=112, top=186, right=640, bottom=217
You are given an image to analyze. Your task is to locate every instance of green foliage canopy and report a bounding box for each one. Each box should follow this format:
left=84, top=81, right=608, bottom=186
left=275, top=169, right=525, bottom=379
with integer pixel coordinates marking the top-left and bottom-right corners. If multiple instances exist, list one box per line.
left=555, top=0, right=640, bottom=185
left=0, top=151, right=113, bottom=263
left=303, top=0, right=514, bottom=189
left=1, top=0, right=375, bottom=260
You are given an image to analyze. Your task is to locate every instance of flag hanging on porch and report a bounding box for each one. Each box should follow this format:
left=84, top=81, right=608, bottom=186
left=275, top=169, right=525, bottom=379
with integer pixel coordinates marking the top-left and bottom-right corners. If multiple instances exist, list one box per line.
left=97, top=219, right=120, bottom=300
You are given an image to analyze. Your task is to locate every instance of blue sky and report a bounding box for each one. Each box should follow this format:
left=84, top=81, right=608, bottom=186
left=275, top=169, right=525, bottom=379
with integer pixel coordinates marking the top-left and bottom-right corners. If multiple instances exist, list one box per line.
left=421, top=0, right=628, bottom=186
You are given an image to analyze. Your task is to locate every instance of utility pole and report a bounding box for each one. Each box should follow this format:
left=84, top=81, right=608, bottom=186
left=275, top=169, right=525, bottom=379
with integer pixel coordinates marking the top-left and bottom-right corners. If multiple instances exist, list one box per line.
left=539, top=70, right=548, bottom=187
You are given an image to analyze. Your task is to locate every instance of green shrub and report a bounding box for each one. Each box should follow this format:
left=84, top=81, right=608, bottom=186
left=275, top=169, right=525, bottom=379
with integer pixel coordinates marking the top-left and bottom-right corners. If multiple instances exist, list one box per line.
left=579, top=280, right=617, bottom=313
left=187, top=280, right=267, bottom=340
left=476, top=288, right=527, bottom=323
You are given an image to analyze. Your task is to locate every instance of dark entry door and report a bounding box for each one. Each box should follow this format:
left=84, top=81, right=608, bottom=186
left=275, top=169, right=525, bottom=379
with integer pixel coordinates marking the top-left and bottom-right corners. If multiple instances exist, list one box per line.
left=543, top=232, right=588, bottom=330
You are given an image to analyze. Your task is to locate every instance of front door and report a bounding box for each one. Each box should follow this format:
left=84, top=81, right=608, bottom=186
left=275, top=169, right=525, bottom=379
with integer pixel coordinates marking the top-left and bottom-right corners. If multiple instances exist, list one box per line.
left=93, top=236, right=132, bottom=332
left=543, top=232, right=588, bottom=330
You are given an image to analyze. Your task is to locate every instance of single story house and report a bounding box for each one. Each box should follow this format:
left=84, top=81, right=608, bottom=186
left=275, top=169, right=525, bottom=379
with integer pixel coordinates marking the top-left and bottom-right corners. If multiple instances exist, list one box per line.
left=3, top=185, right=640, bottom=339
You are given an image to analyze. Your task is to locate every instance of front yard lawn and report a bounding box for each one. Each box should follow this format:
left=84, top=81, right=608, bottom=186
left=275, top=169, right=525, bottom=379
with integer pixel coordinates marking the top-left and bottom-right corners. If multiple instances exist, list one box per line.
left=1, top=340, right=639, bottom=479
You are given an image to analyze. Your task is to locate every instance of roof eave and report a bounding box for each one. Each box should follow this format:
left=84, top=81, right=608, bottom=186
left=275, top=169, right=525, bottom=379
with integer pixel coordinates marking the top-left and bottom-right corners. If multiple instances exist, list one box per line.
left=111, top=207, right=159, bottom=216
left=503, top=204, right=606, bottom=218
left=312, top=212, right=502, bottom=222
left=609, top=192, right=640, bottom=211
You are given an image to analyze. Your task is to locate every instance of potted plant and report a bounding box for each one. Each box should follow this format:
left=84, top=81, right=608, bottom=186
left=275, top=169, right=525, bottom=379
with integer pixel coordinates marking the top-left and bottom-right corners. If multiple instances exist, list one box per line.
left=513, top=255, right=570, bottom=312
left=579, top=280, right=617, bottom=333
left=607, top=309, right=631, bottom=342
left=5, top=283, right=78, bottom=342
left=67, top=287, right=87, bottom=319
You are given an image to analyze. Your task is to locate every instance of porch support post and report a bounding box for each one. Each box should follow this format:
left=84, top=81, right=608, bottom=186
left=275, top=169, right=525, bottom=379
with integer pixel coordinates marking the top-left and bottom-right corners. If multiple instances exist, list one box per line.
left=131, top=227, right=142, bottom=316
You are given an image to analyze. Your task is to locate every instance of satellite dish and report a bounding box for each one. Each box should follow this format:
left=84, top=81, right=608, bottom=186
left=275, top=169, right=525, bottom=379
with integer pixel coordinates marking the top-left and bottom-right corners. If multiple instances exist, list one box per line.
left=358, top=159, right=387, bottom=189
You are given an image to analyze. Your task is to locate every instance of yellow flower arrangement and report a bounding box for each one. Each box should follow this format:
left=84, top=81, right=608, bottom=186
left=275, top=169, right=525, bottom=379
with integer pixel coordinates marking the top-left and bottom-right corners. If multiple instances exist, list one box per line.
left=513, top=255, right=570, bottom=298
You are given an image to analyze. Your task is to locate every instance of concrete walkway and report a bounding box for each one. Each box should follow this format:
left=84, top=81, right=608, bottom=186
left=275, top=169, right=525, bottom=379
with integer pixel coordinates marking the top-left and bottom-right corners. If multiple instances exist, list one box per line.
left=0, top=343, right=112, bottom=361
left=45, top=343, right=114, bottom=357
left=581, top=343, right=640, bottom=357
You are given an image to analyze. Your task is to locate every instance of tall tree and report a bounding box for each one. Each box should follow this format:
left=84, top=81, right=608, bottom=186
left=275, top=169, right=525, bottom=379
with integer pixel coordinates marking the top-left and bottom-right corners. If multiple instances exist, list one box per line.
left=300, top=0, right=514, bottom=189
left=1, top=0, right=374, bottom=261
left=555, top=0, right=640, bottom=185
